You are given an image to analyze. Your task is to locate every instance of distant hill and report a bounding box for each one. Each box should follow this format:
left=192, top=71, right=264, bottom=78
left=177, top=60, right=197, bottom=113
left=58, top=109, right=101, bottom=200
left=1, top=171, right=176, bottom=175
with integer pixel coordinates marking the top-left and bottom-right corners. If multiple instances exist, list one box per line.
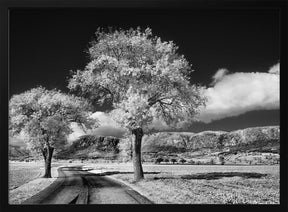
left=141, top=126, right=279, bottom=154
left=139, top=126, right=279, bottom=164
left=54, top=135, right=120, bottom=160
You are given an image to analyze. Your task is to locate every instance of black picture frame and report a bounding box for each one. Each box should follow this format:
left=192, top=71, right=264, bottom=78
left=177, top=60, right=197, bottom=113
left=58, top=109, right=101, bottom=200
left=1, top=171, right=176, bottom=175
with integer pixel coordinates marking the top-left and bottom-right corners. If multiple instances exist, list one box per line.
left=1, top=0, right=287, bottom=212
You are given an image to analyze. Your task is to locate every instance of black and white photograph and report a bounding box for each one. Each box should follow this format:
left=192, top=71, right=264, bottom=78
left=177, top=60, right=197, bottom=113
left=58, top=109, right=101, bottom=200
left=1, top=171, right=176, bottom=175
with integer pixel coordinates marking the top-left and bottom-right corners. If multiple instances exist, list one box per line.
left=3, top=0, right=286, bottom=206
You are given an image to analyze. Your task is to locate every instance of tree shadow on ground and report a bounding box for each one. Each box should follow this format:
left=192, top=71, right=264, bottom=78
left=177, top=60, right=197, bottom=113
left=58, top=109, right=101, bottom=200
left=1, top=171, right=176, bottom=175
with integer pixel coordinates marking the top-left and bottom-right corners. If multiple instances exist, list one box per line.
left=153, top=172, right=267, bottom=180
left=98, top=171, right=161, bottom=176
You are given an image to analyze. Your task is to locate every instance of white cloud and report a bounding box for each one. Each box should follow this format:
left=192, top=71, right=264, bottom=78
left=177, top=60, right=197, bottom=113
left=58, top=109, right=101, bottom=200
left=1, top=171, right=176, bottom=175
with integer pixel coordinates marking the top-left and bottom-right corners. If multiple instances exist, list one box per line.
left=67, top=112, right=126, bottom=142
left=198, top=63, right=280, bottom=123
left=90, top=112, right=175, bottom=135
left=268, top=62, right=280, bottom=74
left=67, top=122, right=86, bottom=142
left=211, top=68, right=229, bottom=85
left=90, top=111, right=120, bottom=126
left=89, top=112, right=127, bottom=138
left=147, top=118, right=170, bottom=131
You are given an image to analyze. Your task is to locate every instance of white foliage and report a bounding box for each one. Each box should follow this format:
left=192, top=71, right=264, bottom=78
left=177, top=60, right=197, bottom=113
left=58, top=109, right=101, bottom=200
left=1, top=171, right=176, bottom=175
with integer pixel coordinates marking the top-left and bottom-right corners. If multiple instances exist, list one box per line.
left=68, top=28, right=206, bottom=133
left=9, top=87, right=98, bottom=152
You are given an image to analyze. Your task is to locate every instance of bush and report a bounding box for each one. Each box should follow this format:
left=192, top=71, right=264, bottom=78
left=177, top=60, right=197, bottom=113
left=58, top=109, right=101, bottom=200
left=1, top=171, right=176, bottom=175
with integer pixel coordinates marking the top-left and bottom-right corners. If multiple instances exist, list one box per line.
left=171, top=158, right=177, bottom=164
left=155, top=157, right=164, bottom=164
left=188, top=159, right=195, bottom=165
left=164, top=158, right=169, bottom=163
left=179, top=158, right=186, bottom=164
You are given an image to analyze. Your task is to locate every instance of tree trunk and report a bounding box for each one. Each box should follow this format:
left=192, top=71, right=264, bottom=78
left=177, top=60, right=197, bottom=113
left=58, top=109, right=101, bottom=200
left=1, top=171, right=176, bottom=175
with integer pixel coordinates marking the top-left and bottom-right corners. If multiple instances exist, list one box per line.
left=42, top=146, right=54, bottom=178
left=132, top=127, right=144, bottom=182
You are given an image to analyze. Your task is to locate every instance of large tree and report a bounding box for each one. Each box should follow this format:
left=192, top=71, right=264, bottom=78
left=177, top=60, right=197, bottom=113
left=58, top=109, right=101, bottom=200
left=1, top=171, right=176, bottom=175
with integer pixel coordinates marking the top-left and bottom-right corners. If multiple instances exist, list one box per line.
left=9, top=87, right=97, bottom=178
left=68, top=27, right=206, bottom=181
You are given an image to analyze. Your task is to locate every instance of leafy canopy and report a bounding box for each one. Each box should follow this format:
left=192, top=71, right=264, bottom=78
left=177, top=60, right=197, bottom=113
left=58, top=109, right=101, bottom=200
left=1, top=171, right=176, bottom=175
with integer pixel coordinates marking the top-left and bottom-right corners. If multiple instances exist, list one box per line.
left=68, top=27, right=206, bottom=132
left=9, top=87, right=98, bottom=152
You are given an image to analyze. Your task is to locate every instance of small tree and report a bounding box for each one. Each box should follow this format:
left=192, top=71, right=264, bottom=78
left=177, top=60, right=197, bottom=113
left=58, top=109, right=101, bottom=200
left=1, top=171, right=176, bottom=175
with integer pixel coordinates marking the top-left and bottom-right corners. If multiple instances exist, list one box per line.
left=219, top=155, right=225, bottom=165
left=9, top=87, right=98, bottom=178
left=68, top=27, right=206, bottom=181
left=209, top=158, right=215, bottom=165
left=217, top=134, right=226, bottom=149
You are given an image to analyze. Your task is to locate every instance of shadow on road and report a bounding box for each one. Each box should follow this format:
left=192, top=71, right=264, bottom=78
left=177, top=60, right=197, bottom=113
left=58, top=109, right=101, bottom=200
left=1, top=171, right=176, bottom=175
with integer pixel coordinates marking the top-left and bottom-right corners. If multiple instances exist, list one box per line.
left=57, top=166, right=161, bottom=178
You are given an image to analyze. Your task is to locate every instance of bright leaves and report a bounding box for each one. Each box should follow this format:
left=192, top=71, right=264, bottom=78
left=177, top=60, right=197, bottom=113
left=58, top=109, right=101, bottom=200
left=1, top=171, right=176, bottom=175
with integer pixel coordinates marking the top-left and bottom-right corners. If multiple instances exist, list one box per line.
left=68, top=27, right=206, bottom=133
left=9, top=87, right=98, bottom=153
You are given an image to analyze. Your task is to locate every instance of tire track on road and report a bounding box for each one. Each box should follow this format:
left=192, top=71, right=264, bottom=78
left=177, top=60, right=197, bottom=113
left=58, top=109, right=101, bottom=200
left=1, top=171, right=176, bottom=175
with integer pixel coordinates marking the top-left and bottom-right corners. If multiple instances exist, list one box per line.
left=23, top=166, right=153, bottom=204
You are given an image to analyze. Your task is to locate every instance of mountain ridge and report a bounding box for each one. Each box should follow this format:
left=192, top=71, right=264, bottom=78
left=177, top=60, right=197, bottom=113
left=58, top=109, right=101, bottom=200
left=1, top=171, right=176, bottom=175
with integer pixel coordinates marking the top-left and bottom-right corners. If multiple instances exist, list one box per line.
left=9, top=125, right=279, bottom=165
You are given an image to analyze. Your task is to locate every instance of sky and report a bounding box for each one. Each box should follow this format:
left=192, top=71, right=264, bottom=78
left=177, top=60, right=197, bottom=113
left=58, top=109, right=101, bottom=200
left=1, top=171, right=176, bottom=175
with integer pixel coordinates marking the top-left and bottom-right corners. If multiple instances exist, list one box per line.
left=9, top=8, right=280, bottom=139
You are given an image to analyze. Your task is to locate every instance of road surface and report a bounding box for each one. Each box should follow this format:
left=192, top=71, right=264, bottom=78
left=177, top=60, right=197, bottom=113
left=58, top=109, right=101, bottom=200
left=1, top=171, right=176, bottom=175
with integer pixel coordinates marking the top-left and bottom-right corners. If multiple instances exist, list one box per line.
left=22, top=166, right=153, bottom=204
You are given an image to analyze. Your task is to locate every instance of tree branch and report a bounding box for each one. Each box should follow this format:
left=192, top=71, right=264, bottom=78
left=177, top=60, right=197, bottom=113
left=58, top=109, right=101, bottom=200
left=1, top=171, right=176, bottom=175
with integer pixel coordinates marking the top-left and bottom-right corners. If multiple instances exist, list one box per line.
left=158, top=101, right=169, bottom=119
left=148, top=92, right=162, bottom=106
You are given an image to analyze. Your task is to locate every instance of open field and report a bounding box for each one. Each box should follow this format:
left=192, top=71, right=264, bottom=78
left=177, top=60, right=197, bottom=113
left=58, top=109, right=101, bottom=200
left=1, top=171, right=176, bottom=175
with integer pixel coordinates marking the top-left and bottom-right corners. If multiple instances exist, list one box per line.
left=87, top=163, right=280, bottom=204
left=9, top=161, right=279, bottom=204
left=111, top=165, right=279, bottom=204
left=9, top=161, right=65, bottom=190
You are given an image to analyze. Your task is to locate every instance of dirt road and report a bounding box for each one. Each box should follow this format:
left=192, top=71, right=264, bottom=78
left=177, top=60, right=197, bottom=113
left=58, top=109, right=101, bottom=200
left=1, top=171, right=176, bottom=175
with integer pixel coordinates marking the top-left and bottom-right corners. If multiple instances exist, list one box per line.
left=22, top=166, right=152, bottom=204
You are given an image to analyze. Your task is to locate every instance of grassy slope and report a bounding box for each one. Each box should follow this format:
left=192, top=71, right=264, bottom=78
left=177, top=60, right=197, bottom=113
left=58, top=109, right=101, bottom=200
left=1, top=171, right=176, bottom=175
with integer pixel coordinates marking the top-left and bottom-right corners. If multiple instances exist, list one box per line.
left=8, top=161, right=66, bottom=204
left=9, top=161, right=44, bottom=190
left=54, top=135, right=120, bottom=160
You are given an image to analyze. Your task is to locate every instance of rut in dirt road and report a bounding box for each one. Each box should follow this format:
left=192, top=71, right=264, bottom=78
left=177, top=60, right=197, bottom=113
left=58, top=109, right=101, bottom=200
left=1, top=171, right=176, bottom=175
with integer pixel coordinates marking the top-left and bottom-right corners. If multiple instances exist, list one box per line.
left=22, top=166, right=153, bottom=204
